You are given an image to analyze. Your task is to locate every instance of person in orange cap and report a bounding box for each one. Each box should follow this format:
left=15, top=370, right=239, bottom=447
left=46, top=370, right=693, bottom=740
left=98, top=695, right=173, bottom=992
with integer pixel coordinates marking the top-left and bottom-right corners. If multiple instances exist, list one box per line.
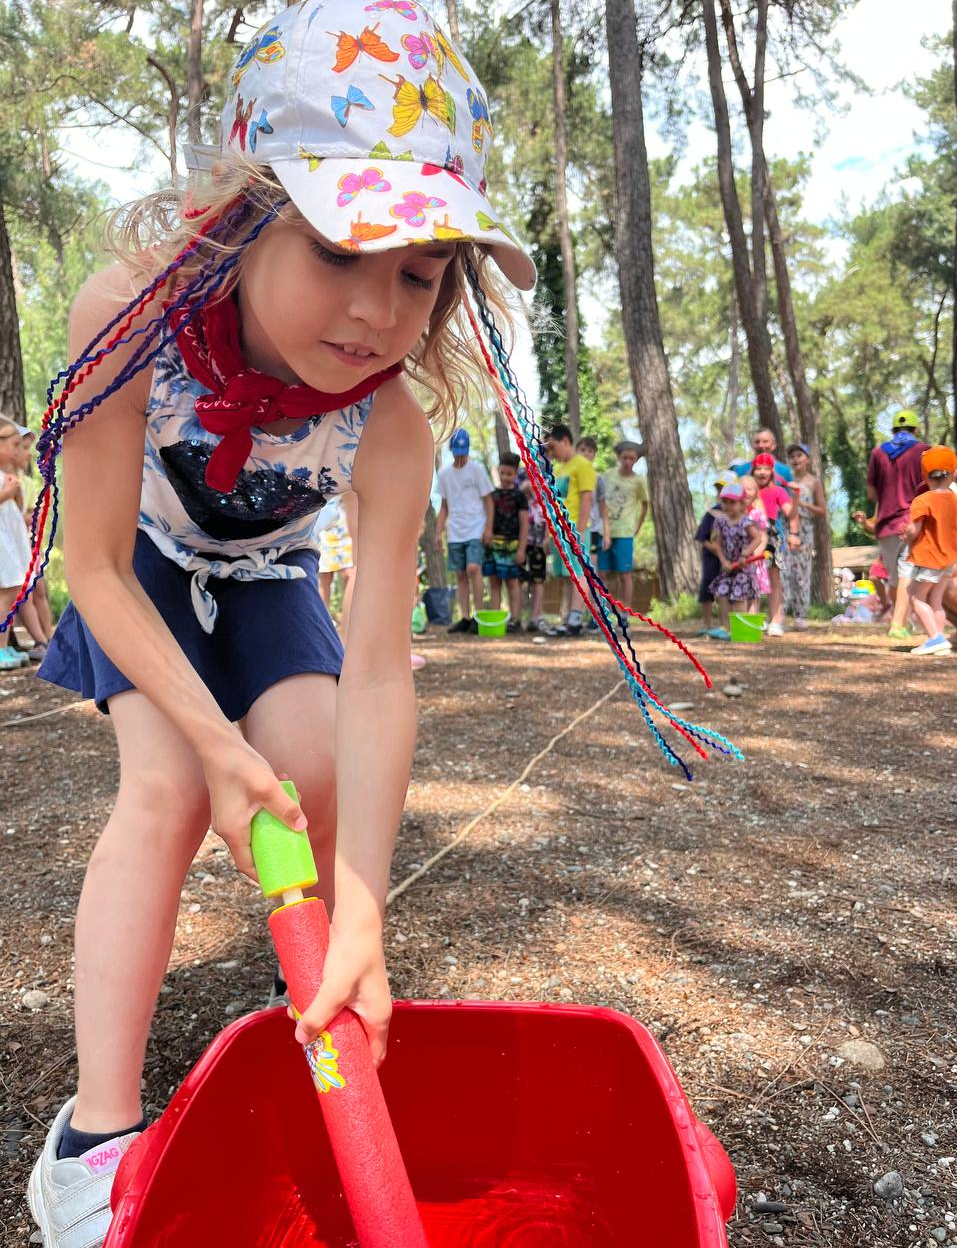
left=903, top=445, right=957, bottom=655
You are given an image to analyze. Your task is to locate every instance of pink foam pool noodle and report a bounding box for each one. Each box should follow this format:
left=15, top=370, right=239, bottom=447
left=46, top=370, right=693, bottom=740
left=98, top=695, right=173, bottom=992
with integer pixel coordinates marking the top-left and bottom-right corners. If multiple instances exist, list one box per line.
left=252, top=786, right=428, bottom=1248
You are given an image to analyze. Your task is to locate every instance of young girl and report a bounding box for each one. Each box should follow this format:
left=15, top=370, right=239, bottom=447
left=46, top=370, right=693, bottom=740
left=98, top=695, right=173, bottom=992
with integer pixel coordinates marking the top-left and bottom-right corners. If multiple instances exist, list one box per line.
left=751, top=453, right=797, bottom=636
left=15, top=428, right=55, bottom=644
left=739, top=473, right=769, bottom=613
left=707, top=481, right=763, bottom=639
left=11, top=4, right=738, bottom=1241
left=784, top=443, right=827, bottom=630
left=0, top=419, right=49, bottom=668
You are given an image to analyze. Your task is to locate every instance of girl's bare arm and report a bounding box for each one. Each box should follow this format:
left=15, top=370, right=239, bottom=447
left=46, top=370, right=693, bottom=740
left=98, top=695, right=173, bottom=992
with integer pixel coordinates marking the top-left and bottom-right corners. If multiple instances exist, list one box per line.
left=60, top=267, right=304, bottom=872
left=293, top=376, right=433, bottom=1057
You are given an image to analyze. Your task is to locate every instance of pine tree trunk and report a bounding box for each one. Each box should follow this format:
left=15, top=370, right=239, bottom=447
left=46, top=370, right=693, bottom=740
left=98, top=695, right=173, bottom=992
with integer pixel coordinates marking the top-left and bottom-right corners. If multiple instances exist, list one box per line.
left=605, top=0, right=697, bottom=599
left=444, top=0, right=460, bottom=40
left=719, top=0, right=833, bottom=603
left=187, top=0, right=204, bottom=145
left=551, top=0, right=581, bottom=439
left=703, top=0, right=782, bottom=445
left=0, top=201, right=26, bottom=424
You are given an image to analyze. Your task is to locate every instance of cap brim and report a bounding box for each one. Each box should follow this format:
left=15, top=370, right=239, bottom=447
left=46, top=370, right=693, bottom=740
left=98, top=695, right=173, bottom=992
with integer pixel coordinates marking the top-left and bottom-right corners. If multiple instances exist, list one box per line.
left=272, top=156, right=536, bottom=291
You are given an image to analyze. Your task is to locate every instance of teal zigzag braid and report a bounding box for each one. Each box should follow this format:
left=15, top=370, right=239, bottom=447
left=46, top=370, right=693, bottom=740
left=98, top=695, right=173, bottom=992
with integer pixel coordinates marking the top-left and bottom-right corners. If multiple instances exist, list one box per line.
left=463, top=259, right=743, bottom=777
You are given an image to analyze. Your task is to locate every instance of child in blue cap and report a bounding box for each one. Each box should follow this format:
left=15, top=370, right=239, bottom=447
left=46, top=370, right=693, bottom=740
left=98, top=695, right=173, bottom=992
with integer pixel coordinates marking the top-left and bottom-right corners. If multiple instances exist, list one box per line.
left=435, top=427, right=494, bottom=632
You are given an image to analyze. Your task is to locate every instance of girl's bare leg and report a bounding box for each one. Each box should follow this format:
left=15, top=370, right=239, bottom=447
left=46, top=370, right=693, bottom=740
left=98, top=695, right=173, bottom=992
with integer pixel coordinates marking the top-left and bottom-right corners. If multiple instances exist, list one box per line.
left=0, top=587, right=19, bottom=654
left=506, top=576, right=521, bottom=617
left=529, top=578, right=544, bottom=621
left=34, top=578, right=54, bottom=638
left=15, top=596, right=48, bottom=645
left=488, top=577, right=502, bottom=610
left=71, top=691, right=211, bottom=1132
left=243, top=673, right=338, bottom=914
left=909, top=582, right=938, bottom=640
left=769, top=566, right=784, bottom=624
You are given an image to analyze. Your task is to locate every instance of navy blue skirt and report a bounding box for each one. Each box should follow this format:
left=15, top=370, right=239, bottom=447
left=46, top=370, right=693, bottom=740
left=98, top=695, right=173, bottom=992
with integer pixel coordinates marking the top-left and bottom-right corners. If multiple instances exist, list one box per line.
left=38, top=531, right=343, bottom=720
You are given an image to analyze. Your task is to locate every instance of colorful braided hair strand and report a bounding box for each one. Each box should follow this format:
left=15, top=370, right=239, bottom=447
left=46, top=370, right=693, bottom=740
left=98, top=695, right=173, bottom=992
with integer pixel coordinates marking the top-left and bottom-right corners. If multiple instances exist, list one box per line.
left=463, top=259, right=743, bottom=778
left=2, top=197, right=285, bottom=636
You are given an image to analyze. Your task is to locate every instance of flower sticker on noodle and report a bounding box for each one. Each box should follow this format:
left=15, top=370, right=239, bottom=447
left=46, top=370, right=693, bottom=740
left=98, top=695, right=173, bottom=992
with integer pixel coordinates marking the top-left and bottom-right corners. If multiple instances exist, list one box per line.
left=304, top=1030, right=347, bottom=1094
left=390, top=190, right=446, bottom=228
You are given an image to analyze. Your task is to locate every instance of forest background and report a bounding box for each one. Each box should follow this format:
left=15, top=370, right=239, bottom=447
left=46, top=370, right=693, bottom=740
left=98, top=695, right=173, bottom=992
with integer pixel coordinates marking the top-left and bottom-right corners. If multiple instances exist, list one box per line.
left=2, top=0, right=956, bottom=602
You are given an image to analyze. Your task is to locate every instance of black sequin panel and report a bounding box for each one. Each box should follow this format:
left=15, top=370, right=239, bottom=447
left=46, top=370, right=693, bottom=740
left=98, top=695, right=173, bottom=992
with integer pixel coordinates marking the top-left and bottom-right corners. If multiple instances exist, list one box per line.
left=160, top=441, right=336, bottom=542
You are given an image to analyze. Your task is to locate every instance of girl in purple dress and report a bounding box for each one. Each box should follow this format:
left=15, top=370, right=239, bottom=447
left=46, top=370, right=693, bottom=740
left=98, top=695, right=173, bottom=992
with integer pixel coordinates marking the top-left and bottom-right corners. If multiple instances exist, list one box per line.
left=708, top=482, right=764, bottom=640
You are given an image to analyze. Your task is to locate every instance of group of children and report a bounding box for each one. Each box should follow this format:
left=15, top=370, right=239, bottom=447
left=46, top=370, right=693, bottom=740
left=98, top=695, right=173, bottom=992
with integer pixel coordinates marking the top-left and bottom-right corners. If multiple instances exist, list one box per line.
left=435, top=424, right=647, bottom=636
left=696, top=442, right=826, bottom=639
left=0, top=418, right=54, bottom=669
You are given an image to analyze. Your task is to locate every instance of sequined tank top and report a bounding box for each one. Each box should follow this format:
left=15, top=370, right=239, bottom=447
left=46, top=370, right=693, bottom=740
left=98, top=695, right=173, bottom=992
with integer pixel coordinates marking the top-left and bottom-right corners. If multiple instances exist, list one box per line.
left=138, top=339, right=373, bottom=631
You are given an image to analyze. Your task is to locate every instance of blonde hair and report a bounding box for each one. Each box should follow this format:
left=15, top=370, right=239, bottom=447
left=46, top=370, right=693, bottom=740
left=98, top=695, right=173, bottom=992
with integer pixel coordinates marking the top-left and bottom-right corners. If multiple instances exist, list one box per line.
left=107, top=154, right=521, bottom=440
left=739, top=473, right=765, bottom=514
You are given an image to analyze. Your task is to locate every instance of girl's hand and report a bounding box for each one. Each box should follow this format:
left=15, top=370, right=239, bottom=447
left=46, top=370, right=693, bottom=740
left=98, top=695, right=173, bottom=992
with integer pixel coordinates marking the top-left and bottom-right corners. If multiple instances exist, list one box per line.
left=202, top=738, right=306, bottom=882
left=291, top=920, right=392, bottom=1066
left=788, top=534, right=801, bottom=551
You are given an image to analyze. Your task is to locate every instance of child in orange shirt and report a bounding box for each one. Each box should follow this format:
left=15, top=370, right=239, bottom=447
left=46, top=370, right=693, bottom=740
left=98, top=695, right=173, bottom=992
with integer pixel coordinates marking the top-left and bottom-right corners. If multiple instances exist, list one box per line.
left=904, top=445, right=957, bottom=655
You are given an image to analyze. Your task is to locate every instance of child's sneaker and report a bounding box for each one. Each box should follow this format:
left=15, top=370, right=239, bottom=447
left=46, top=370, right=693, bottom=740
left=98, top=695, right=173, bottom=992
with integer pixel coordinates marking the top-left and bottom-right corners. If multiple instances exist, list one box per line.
left=766, top=621, right=785, bottom=637
left=447, top=617, right=472, bottom=634
left=0, top=647, right=26, bottom=670
left=887, top=625, right=911, bottom=641
left=28, top=1098, right=142, bottom=1248
left=910, top=635, right=952, bottom=656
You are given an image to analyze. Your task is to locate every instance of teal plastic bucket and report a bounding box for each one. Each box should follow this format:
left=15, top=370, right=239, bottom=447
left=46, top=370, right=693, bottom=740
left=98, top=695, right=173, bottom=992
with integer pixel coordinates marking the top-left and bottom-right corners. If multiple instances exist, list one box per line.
left=474, top=609, right=509, bottom=637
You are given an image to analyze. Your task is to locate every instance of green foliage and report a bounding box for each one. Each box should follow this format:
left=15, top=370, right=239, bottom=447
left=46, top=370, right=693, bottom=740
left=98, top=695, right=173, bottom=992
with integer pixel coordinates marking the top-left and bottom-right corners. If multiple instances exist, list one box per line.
left=647, top=591, right=700, bottom=623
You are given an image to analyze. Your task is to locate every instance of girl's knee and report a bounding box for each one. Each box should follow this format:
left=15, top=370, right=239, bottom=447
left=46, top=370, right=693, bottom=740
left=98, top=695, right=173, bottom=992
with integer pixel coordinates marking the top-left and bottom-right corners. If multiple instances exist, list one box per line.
left=112, top=769, right=210, bottom=844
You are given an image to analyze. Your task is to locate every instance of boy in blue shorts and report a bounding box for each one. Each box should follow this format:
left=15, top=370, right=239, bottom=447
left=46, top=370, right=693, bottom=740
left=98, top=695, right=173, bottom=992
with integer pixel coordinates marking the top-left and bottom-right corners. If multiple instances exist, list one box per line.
left=599, top=440, right=648, bottom=608
left=436, top=428, right=494, bottom=633
left=483, top=451, right=528, bottom=632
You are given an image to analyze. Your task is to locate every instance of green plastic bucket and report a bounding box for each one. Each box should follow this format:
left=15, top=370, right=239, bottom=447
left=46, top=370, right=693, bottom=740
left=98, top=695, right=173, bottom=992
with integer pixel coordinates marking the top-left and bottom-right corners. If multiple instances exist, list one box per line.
left=729, top=612, right=765, bottom=643
left=474, top=609, right=509, bottom=637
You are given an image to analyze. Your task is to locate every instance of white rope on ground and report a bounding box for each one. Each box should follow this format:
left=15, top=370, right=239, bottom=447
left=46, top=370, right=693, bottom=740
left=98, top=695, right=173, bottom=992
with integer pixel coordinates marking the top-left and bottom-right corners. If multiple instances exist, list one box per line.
left=1, top=700, right=88, bottom=729
left=387, top=679, right=625, bottom=905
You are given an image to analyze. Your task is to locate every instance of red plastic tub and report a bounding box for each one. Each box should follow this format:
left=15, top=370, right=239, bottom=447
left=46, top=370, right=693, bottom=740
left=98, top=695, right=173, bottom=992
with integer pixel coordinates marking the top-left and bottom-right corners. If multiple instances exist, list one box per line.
left=107, top=1000, right=735, bottom=1247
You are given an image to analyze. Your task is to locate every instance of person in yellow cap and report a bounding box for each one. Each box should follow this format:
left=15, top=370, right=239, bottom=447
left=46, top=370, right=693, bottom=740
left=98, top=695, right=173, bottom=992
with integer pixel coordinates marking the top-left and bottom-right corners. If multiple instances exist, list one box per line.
left=865, top=408, right=929, bottom=639
left=903, top=445, right=957, bottom=655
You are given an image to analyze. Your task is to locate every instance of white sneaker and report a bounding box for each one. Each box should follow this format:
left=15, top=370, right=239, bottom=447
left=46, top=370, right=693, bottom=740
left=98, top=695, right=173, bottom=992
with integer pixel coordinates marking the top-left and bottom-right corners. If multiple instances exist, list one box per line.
left=766, top=622, right=785, bottom=637
left=910, top=635, right=952, bottom=656
left=27, top=1098, right=141, bottom=1248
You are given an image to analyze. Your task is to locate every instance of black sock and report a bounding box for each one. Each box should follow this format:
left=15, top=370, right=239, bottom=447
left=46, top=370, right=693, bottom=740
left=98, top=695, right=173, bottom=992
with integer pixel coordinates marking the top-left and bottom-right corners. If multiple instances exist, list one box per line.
left=57, top=1116, right=146, bottom=1161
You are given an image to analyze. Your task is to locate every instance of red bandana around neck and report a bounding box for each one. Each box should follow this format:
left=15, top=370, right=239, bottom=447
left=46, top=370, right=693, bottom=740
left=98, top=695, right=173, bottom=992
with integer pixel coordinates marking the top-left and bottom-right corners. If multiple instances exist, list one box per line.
left=168, top=294, right=402, bottom=493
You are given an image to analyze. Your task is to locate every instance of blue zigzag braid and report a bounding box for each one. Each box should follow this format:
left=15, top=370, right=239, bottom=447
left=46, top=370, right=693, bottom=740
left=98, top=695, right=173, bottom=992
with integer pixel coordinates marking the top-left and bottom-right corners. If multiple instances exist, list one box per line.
left=43, top=200, right=255, bottom=416
left=464, top=262, right=744, bottom=769
left=3, top=202, right=283, bottom=633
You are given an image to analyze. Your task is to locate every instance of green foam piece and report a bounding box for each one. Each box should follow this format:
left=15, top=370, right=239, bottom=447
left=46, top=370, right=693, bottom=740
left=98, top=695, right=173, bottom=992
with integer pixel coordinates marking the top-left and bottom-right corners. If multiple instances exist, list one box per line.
left=250, top=780, right=318, bottom=899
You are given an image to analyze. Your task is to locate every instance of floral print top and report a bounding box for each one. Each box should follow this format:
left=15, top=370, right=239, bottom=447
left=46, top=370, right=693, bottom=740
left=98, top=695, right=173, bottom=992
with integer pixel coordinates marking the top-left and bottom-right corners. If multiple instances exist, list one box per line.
left=138, top=338, right=373, bottom=631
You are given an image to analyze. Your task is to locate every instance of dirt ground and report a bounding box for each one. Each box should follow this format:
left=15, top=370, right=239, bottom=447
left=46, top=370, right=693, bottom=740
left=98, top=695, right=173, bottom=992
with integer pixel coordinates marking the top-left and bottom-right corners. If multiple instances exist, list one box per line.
left=1, top=622, right=956, bottom=1247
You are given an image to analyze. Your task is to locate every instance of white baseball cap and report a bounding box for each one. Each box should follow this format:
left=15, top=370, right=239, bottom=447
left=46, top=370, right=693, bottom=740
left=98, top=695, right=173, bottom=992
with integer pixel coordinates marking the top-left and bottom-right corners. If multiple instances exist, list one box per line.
left=204, top=0, right=535, bottom=290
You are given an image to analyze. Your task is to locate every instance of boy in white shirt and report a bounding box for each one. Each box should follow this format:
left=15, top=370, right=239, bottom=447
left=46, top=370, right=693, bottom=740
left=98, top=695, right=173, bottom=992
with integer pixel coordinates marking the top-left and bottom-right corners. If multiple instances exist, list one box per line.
left=435, top=428, right=494, bottom=633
